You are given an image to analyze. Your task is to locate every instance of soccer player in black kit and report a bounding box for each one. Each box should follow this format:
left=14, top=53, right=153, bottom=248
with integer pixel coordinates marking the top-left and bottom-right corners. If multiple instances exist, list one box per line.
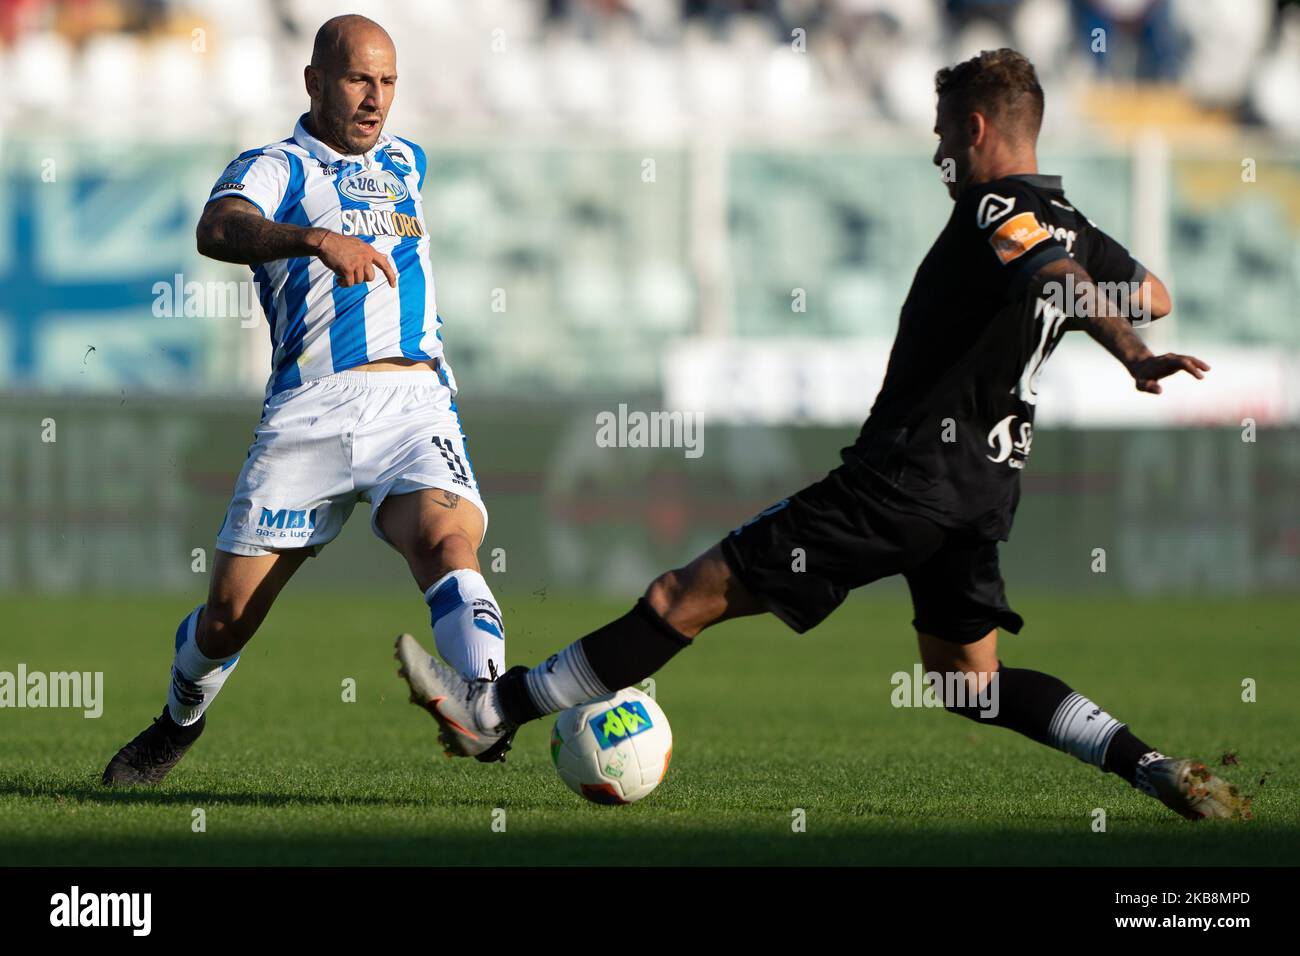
left=398, top=49, right=1250, bottom=821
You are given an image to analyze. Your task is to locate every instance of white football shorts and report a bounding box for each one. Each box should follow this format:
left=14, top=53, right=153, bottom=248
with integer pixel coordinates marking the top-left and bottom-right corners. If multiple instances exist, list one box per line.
left=216, top=363, right=487, bottom=558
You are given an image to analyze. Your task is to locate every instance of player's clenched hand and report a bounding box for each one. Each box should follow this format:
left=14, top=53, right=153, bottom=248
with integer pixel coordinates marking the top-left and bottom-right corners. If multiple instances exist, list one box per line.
left=1128, top=352, right=1210, bottom=394
left=313, top=231, right=397, bottom=288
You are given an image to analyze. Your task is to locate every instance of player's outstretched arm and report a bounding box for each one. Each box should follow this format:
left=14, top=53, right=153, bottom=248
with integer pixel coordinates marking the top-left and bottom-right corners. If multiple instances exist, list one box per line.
left=196, top=197, right=396, bottom=288
left=1136, top=267, right=1172, bottom=321
left=1034, top=258, right=1207, bottom=395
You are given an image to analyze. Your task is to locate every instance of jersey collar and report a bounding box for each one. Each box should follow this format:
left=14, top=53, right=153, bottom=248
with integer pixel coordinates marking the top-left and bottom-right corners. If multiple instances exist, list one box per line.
left=292, top=113, right=390, bottom=168
left=1006, top=173, right=1063, bottom=192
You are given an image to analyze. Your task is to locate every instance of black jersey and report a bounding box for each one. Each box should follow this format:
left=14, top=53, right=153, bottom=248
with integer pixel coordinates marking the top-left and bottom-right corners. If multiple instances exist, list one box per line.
left=843, top=173, right=1145, bottom=541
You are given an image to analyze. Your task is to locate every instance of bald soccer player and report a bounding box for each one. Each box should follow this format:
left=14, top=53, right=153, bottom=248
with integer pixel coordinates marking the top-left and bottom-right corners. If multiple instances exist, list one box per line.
left=103, top=15, right=516, bottom=785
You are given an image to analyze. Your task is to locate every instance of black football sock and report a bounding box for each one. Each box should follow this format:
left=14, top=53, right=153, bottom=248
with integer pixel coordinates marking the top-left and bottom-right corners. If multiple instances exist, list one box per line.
left=1100, top=726, right=1162, bottom=786
left=941, top=662, right=1156, bottom=780
left=495, top=598, right=692, bottom=726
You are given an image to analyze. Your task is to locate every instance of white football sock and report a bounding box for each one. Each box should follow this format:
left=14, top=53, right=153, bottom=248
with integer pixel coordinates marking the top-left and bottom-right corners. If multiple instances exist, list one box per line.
left=167, top=605, right=240, bottom=727
left=425, top=569, right=506, bottom=681
left=520, top=643, right=609, bottom=717
left=1047, top=691, right=1125, bottom=768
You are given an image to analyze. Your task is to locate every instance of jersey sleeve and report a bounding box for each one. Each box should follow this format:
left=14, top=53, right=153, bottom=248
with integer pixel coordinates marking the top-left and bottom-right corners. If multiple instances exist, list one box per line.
left=207, top=149, right=290, bottom=219
left=961, top=182, right=1070, bottom=298
left=1078, top=217, right=1145, bottom=286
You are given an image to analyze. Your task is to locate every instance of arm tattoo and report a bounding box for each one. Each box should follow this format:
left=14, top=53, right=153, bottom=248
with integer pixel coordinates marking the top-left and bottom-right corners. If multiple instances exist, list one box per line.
left=1034, top=258, right=1151, bottom=372
left=197, top=199, right=326, bottom=266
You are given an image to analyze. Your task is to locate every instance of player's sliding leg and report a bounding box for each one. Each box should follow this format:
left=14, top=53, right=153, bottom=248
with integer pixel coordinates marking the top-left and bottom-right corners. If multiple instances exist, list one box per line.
left=102, top=548, right=310, bottom=786
left=499, top=545, right=763, bottom=718
left=395, top=544, right=763, bottom=758
left=919, top=630, right=1252, bottom=821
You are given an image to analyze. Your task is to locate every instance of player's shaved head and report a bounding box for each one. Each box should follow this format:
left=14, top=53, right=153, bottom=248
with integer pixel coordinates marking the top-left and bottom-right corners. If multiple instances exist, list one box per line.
left=311, top=14, right=394, bottom=74
left=303, top=14, right=397, bottom=157
left=935, top=49, right=1044, bottom=143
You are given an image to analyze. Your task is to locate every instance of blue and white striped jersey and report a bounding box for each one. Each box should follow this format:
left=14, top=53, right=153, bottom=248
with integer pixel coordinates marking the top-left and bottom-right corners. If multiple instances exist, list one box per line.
left=207, top=114, right=446, bottom=398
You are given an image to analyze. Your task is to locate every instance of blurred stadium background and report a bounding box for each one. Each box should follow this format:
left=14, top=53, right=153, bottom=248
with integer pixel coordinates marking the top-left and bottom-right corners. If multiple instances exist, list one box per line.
left=1, top=0, right=1298, bottom=599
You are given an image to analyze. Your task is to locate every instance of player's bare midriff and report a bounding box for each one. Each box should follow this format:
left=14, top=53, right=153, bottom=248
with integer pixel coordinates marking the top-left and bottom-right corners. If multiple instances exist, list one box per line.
left=349, top=357, right=436, bottom=372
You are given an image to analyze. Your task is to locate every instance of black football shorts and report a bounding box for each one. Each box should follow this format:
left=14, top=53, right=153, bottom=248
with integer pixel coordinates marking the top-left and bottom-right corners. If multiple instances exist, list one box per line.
left=718, top=464, right=1024, bottom=644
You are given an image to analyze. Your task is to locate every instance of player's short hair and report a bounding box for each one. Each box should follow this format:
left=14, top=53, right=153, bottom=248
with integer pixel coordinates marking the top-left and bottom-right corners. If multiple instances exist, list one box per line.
left=935, top=49, right=1044, bottom=141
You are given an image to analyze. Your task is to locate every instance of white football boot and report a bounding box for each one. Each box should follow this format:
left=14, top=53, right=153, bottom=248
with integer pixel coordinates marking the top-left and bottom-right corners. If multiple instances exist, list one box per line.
left=1138, top=755, right=1253, bottom=821
left=395, top=633, right=514, bottom=759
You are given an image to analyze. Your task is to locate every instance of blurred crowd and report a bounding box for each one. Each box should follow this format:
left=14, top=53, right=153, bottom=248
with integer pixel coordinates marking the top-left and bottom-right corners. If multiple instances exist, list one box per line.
left=1, top=0, right=1298, bottom=137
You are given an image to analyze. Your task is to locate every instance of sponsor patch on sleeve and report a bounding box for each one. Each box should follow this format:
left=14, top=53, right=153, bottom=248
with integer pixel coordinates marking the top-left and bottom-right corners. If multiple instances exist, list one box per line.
left=220, top=157, right=254, bottom=181
left=988, top=211, right=1052, bottom=264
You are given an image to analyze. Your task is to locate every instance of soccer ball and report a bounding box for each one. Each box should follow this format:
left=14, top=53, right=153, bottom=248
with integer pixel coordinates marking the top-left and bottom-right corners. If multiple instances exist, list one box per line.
left=550, top=687, right=672, bottom=805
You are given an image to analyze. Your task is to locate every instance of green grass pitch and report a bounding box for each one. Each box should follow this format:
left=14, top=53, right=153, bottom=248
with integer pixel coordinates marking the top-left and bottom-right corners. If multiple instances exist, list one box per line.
left=0, top=593, right=1295, bottom=866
